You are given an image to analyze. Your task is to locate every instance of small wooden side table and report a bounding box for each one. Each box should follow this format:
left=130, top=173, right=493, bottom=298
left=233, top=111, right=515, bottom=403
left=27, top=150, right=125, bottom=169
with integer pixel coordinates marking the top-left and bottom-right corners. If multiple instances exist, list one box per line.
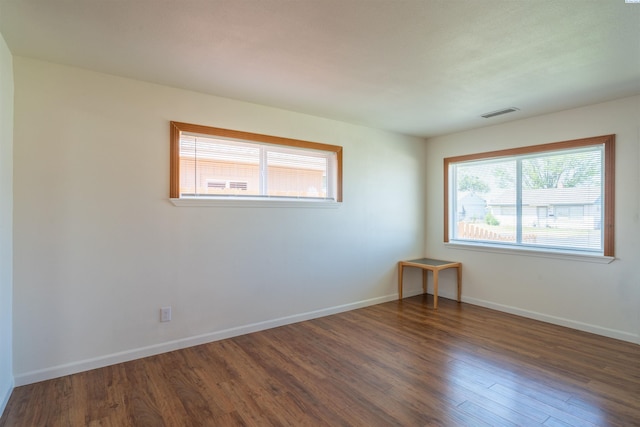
left=398, top=258, right=462, bottom=309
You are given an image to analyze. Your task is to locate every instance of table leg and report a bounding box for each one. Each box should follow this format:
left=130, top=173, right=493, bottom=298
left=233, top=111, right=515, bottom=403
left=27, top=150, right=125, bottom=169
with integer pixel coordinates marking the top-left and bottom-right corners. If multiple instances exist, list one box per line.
left=422, top=269, right=428, bottom=294
left=433, top=270, right=439, bottom=310
left=457, top=265, right=462, bottom=303
left=398, top=263, right=404, bottom=300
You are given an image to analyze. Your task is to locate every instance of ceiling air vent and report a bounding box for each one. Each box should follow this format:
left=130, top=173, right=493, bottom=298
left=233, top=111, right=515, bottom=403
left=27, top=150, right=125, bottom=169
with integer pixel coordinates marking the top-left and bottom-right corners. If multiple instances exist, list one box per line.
left=481, top=107, right=520, bottom=119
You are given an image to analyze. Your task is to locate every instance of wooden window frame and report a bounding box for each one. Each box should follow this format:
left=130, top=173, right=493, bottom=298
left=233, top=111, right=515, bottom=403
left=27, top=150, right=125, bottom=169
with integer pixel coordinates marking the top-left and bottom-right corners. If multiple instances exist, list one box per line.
left=444, top=135, right=615, bottom=257
left=170, top=121, right=343, bottom=203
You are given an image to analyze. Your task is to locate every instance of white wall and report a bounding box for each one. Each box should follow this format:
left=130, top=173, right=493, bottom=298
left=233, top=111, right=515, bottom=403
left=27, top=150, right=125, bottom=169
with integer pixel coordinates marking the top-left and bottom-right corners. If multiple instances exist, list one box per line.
left=0, top=33, right=14, bottom=413
left=424, top=95, right=640, bottom=344
left=12, top=57, right=426, bottom=385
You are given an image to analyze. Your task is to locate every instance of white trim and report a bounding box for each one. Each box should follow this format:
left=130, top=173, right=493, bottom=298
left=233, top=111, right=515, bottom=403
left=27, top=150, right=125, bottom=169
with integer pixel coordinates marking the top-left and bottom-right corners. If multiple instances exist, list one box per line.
left=445, top=241, right=614, bottom=264
left=462, top=296, right=639, bottom=344
left=0, top=378, right=13, bottom=417
left=170, top=197, right=341, bottom=208
left=13, top=293, right=396, bottom=386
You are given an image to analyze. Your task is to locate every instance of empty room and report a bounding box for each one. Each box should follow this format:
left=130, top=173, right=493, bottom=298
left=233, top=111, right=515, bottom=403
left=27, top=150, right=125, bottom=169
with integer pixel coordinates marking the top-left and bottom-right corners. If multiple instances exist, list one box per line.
left=0, top=0, right=639, bottom=425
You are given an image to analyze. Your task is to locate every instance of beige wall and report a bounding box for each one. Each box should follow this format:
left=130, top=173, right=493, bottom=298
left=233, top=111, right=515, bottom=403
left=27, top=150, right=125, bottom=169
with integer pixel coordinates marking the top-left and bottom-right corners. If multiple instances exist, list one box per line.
left=424, top=95, right=640, bottom=344
left=0, top=32, right=14, bottom=412
left=12, top=57, right=426, bottom=384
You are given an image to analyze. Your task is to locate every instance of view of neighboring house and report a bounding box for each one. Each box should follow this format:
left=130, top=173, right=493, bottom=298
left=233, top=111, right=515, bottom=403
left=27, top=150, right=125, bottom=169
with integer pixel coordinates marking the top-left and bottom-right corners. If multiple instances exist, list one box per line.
left=457, top=193, right=488, bottom=223
left=487, top=186, right=602, bottom=230
left=179, top=134, right=328, bottom=198
left=456, top=187, right=602, bottom=249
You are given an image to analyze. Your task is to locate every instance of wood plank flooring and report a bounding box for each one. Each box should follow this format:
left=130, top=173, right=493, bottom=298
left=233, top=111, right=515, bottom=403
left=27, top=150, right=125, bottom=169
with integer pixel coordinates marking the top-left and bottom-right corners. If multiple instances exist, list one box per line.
left=2, top=295, right=639, bottom=426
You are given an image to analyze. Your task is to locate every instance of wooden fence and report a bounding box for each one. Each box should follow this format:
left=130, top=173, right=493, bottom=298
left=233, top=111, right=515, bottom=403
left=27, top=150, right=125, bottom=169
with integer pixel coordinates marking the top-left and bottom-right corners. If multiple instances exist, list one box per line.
left=457, top=222, right=536, bottom=243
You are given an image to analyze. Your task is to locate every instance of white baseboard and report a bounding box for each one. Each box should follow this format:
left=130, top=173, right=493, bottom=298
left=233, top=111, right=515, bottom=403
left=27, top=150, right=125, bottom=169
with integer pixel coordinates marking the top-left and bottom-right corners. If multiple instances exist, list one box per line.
left=462, top=296, right=639, bottom=344
left=14, top=293, right=400, bottom=386
left=0, top=379, right=14, bottom=418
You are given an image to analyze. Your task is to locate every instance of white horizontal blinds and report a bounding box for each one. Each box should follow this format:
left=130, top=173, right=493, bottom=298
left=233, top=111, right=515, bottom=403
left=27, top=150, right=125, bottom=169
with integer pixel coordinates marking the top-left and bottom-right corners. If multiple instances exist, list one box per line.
left=519, top=147, right=603, bottom=252
left=179, top=132, right=335, bottom=200
left=452, top=145, right=604, bottom=253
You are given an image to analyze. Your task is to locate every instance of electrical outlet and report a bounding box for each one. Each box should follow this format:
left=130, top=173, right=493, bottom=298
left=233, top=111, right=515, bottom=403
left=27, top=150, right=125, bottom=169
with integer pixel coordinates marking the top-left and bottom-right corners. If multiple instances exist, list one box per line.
left=160, top=306, right=172, bottom=322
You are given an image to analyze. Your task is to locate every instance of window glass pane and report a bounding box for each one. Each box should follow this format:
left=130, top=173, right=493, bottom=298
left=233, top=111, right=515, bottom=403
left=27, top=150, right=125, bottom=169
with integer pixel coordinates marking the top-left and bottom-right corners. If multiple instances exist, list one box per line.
left=180, top=134, right=260, bottom=196
left=454, top=159, right=517, bottom=243
left=449, top=144, right=605, bottom=254
left=178, top=131, right=337, bottom=200
left=266, top=150, right=329, bottom=198
left=520, top=149, right=602, bottom=251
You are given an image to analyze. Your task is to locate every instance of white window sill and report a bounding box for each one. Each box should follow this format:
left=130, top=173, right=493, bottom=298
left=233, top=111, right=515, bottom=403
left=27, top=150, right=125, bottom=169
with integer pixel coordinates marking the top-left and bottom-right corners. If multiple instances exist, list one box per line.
left=445, top=241, right=614, bottom=264
left=170, top=197, right=341, bottom=208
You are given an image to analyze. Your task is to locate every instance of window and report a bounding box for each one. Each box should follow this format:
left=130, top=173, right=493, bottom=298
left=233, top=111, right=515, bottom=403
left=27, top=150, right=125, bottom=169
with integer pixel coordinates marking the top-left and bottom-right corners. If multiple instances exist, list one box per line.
left=444, top=135, right=614, bottom=257
left=170, top=122, right=343, bottom=204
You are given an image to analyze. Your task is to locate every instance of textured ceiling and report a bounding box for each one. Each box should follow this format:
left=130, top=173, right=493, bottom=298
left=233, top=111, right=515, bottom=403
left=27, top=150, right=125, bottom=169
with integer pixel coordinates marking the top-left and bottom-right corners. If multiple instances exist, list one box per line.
left=1, top=0, right=639, bottom=137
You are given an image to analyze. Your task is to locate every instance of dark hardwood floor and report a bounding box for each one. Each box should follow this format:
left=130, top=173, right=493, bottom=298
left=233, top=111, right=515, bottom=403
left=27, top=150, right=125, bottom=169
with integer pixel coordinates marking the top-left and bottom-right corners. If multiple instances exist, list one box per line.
left=2, top=295, right=639, bottom=426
